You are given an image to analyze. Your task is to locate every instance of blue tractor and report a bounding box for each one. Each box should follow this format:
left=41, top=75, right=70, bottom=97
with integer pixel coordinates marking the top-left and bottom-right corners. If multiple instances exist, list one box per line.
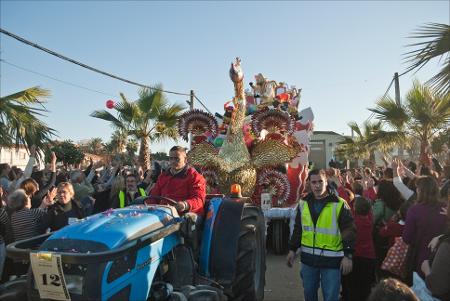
left=1, top=195, right=266, bottom=301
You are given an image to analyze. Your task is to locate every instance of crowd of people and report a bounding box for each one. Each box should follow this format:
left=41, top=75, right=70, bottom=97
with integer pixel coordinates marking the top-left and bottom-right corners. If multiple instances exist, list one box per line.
left=0, top=145, right=206, bottom=282
left=0, top=143, right=449, bottom=301
left=287, top=155, right=449, bottom=301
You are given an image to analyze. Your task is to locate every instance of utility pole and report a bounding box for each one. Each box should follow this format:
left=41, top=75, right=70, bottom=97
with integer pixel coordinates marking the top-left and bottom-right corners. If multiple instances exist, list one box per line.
left=188, top=90, right=194, bottom=110
left=187, top=90, right=194, bottom=149
left=394, top=72, right=401, bottom=106
left=394, top=72, right=404, bottom=159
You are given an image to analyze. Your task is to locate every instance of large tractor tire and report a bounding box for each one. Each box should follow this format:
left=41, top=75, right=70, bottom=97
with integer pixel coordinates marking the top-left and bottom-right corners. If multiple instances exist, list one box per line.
left=0, top=276, right=27, bottom=301
left=271, top=219, right=289, bottom=255
left=230, top=205, right=266, bottom=301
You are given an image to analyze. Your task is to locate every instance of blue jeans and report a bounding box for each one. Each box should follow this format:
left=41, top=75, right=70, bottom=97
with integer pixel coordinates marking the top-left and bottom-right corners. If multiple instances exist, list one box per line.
left=300, top=263, right=341, bottom=301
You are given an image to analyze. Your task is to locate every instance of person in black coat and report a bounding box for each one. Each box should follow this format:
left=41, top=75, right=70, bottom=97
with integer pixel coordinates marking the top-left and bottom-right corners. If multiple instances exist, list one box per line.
left=44, top=182, right=86, bottom=232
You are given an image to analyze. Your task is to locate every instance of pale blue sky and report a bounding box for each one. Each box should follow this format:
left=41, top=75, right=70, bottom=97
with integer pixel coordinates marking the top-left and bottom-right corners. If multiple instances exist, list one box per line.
left=1, top=1, right=448, bottom=153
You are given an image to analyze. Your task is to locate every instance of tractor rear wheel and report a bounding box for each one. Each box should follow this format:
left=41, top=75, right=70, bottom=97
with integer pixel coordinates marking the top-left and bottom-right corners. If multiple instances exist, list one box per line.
left=230, top=204, right=266, bottom=301
left=271, top=219, right=289, bottom=254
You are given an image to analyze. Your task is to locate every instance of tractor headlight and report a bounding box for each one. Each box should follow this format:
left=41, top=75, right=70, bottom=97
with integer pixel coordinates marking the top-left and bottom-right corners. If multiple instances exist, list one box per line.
left=64, top=274, right=84, bottom=295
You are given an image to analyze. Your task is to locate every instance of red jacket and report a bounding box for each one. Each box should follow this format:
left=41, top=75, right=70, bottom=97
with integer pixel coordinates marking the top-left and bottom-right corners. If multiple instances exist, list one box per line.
left=363, top=187, right=377, bottom=201
left=379, top=218, right=404, bottom=248
left=353, top=212, right=376, bottom=259
left=148, top=166, right=206, bottom=216
left=337, top=186, right=351, bottom=202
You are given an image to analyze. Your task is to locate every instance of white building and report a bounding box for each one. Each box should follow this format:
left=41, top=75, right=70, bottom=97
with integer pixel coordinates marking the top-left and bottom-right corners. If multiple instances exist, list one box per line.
left=309, top=131, right=345, bottom=169
left=309, top=131, right=411, bottom=169
left=0, top=146, right=31, bottom=169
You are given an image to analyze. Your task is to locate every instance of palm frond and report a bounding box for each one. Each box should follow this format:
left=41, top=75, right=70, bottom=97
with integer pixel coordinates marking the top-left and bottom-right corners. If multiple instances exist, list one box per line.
left=114, top=100, right=138, bottom=125
left=0, top=87, right=56, bottom=159
left=368, top=130, right=406, bottom=149
left=128, top=129, right=145, bottom=139
left=403, top=23, right=450, bottom=95
left=151, top=127, right=179, bottom=143
left=404, top=23, right=450, bottom=72
left=347, top=121, right=363, bottom=138
left=406, top=81, right=450, bottom=132
left=368, top=96, right=408, bottom=129
left=90, top=110, right=125, bottom=129
left=0, top=86, right=50, bottom=104
left=137, top=85, right=168, bottom=116
left=119, top=92, right=130, bottom=103
left=426, top=57, right=450, bottom=95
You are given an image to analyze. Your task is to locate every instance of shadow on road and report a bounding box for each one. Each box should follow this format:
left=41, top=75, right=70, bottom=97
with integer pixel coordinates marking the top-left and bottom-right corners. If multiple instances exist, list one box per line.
left=264, top=252, right=323, bottom=301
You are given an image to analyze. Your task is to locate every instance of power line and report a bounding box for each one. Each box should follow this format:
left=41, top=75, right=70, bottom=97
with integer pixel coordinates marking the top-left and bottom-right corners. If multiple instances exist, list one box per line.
left=193, top=94, right=212, bottom=114
left=1, top=59, right=118, bottom=97
left=3, top=58, right=217, bottom=114
left=0, top=27, right=191, bottom=97
left=381, top=76, right=396, bottom=101
left=398, top=70, right=408, bottom=77
left=366, top=76, right=395, bottom=123
left=397, top=69, right=411, bottom=78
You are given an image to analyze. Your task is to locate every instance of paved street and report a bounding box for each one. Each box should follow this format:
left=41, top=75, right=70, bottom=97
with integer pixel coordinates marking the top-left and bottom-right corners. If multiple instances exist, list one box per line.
left=264, top=252, right=323, bottom=301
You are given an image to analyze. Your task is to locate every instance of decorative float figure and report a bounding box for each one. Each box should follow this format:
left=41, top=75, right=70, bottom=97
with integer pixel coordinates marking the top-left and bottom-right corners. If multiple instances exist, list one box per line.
left=177, top=58, right=314, bottom=253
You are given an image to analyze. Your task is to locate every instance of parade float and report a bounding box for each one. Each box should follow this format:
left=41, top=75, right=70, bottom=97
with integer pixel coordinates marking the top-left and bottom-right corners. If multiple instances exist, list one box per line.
left=178, top=58, right=314, bottom=253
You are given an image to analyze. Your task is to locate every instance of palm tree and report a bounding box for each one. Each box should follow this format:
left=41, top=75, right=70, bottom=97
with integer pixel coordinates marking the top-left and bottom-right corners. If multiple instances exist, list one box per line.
left=91, top=86, right=185, bottom=170
left=126, top=138, right=138, bottom=158
left=404, top=23, right=450, bottom=95
left=87, top=137, right=104, bottom=155
left=336, top=121, right=391, bottom=166
left=369, top=80, right=450, bottom=164
left=334, top=136, right=364, bottom=165
left=0, top=86, right=56, bottom=159
left=110, top=129, right=128, bottom=153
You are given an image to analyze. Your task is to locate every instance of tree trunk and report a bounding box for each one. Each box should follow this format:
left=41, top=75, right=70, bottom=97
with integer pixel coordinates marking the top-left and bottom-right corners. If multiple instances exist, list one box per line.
left=139, top=137, right=150, bottom=171
left=369, top=150, right=376, bottom=169
left=397, top=142, right=404, bottom=159
left=419, top=134, right=431, bottom=167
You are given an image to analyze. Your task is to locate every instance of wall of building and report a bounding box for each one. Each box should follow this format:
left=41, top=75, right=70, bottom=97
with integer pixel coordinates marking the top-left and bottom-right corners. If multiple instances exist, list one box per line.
left=309, top=131, right=345, bottom=169
left=0, top=146, right=30, bottom=169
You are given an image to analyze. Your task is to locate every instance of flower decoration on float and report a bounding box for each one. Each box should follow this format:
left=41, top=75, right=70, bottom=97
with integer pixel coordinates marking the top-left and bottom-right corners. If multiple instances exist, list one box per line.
left=257, top=168, right=290, bottom=206
left=177, top=109, right=218, bottom=142
left=251, top=108, right=295, bottom=139
left=201, top=168, right=220, bottom=192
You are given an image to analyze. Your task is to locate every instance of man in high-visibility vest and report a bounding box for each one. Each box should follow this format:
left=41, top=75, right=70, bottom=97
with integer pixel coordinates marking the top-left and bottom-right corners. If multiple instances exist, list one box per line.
left=111, top=174, right=146, bottom=208
left=286, top=169, right=356, bottom=301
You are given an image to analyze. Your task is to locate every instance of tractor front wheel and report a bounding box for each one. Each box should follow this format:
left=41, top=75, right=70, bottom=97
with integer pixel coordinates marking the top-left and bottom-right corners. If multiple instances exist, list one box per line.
left=230, top=204, right=266, bottom=301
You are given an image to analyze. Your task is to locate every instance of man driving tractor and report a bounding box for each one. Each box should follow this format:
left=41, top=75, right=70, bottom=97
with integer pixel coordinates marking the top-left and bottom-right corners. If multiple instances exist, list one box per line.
left=147, top=146, right=206, bottom=216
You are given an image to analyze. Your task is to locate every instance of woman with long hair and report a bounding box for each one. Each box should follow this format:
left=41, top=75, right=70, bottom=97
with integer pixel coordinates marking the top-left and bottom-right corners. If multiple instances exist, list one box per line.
left=420, top=196, right=450, bottom=301
left=373, top=179, right=404, bottom=278
left=402, top=176, right=447, bottom=279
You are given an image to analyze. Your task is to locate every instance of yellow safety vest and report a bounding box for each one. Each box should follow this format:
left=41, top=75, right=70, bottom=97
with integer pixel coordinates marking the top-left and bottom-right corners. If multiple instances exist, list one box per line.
left=300, top=198, right=345, bottom=257
left=119, top=188, right=146, bottom=208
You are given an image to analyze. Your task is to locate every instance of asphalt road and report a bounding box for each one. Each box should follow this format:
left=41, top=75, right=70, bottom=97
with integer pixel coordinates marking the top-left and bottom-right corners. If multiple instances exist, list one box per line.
left=264, top=252, right=323, bottom=301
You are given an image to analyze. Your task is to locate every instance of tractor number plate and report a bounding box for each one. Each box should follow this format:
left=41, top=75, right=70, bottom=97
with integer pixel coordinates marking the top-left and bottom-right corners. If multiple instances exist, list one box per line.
left=30, top=252, right=71, bottom=301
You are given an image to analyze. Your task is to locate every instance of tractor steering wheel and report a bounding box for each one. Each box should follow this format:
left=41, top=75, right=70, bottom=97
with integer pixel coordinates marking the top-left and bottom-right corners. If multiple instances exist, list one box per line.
left=142, top=195, right=179, bottom=207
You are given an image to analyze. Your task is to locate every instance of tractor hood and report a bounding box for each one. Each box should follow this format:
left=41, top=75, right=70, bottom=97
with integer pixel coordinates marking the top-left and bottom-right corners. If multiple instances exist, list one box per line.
left=46, top=205, right=179, bottom=250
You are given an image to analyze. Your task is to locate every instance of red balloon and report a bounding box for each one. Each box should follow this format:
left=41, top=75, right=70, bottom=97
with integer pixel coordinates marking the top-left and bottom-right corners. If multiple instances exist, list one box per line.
left=106, top=100, right=115, bottom=109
